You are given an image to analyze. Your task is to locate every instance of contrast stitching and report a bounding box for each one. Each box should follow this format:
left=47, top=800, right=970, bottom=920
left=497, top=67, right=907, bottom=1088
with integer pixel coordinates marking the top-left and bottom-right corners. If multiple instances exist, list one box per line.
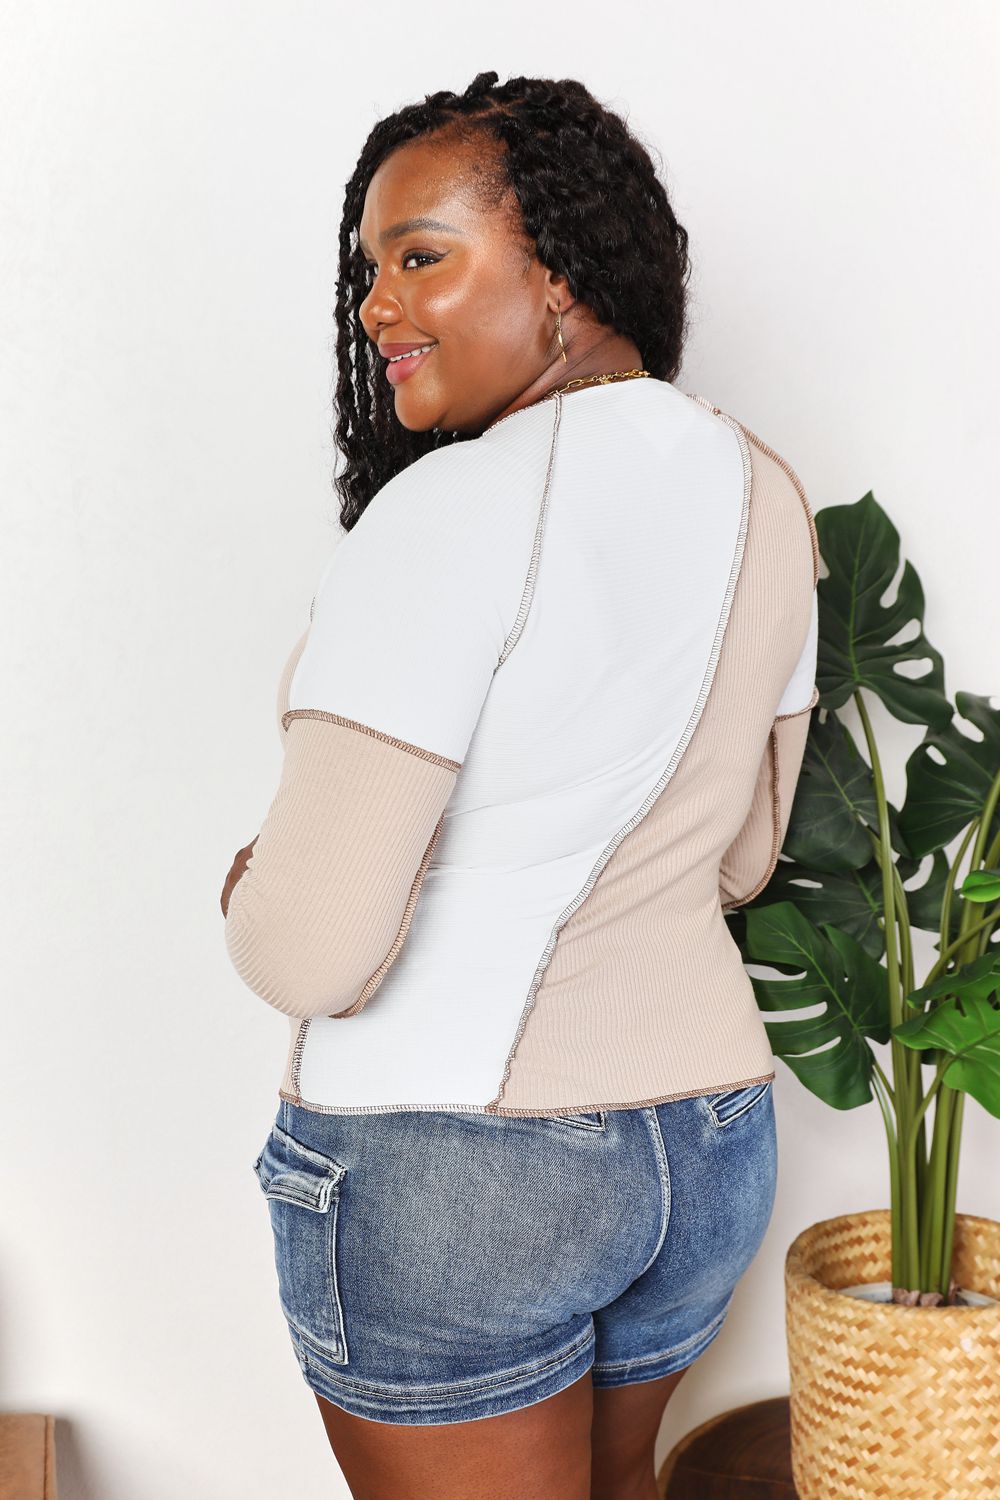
left=287, top=407, right=556, bottom=1083
left=299, top=1320, right=594, bottom=1399
left=290, top=1017, right=310, bottom=1099
left=497, top=393, right=561, bottom=666
left=721, top=687, right=819, bottom=911
left=592, top=1299, right=730, bottom=1373
left=706, top=1078, right=774, bottom=1128
left=632, top=1106, right=671, bottom=1279
left=484, top=410, right=754, bottom=1111
left=322, top=814, right=447, bottom=1020
left=276, top=1071, right=776, bottom=1116
left=279, top=709, right=462, bottom=770
left=687, top=393, right=820, bottom=587
left=725, top=722, right=782, bottom=910
left=775, top=683, right=820, bottom=721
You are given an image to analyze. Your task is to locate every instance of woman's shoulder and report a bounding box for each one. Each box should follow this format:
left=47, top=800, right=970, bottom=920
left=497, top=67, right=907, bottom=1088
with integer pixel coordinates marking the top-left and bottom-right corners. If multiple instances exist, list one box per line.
left=362, top=410, right=557, bottom=541
left=687, top=392, right=818, bottom=585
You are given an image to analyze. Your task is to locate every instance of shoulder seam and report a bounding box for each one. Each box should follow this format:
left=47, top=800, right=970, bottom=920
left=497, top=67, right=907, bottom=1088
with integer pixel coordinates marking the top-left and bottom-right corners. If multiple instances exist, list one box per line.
left=686, top=394, right=820, bottom=588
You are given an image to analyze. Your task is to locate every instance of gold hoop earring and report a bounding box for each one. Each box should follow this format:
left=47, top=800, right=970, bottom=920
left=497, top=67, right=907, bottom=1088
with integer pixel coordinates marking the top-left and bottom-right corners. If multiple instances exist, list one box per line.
left=555, top=305, right=568, bottom=363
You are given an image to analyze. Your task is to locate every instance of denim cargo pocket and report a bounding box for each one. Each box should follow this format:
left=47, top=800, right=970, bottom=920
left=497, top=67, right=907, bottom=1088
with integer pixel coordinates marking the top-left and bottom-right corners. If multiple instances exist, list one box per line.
left=253, top=1122, right=350, bottom=1365
left=703, top=1079, right=773, bottom=1129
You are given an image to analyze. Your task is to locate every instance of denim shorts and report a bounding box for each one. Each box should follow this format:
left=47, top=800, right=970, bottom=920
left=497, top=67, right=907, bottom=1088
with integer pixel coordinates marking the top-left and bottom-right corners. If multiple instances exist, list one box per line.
left=251, top=1078, right=777, bottom=1425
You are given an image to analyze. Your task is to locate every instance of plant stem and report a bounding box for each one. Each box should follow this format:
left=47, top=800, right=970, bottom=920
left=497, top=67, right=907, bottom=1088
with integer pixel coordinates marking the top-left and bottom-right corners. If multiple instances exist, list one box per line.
left=938, top=819, right=978, bottom=961
left=871, top=1056, right=895, bottom=1106
left=854, top=690, right=918, bottom=1285
left=972, top=767, right=1000, bottom=873
left=871, top=1066, right=902, bottom=1286
left=890, top=861, right=927, bottom=1214
left=924, top=773, right=1000, bottom=1296
left=914, top=1062, right=948, bottom=1286
left=920, top=1085, right=952, bottom=1288
left=926, top=908, right=998, bottom=984
left=937, top=1089, right=965, bottom=1296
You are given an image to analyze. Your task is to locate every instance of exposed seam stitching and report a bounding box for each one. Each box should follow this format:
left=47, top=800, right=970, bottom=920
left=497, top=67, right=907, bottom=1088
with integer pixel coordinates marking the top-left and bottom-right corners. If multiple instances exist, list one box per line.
left=287, top=405, right=559, bottom=1089
left=687, top=393, right=820, bottom=589
left=497, top=392, right=561, bottom=666
left=776, top=683, right=820, bottom=721
left=280, top=709, right=461, bottom=770
left=632, top=1107, right=671, bottom=1279
left=592, top=1299, right=731, bottom=1372
left=747, top=722, right=784, bottom=904
left=726, top=683, right=819, bottom=910
left=290, top=1017, right=310, bottom=1100
left=277, top=1071, right=776, bottom=1116
left=483, top=409, right=755, bottom=1112
left=322, top=814, right=447, bottom=1020
left=300, top=1320, right=595, bottom=1399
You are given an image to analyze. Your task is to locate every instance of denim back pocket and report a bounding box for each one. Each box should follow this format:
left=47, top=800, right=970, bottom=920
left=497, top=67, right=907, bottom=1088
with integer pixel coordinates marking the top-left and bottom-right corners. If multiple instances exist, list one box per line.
left=253, top=1122, right=350, bottom=1366
left=703, top=1079, right=773, bottom=1129
left=546, top=1110, right=606, bottom=1132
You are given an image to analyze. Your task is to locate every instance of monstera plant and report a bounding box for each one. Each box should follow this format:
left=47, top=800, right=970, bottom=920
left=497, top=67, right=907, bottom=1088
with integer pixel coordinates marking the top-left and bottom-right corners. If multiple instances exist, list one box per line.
left=725, top=492, right=1000, bottom=1304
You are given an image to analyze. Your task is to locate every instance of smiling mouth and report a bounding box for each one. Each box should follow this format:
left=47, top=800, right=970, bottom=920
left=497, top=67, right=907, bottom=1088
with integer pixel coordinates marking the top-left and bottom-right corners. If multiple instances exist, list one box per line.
left=384, top=344, right=436, bottom=386
left=385, top=343, right=437, bottom=364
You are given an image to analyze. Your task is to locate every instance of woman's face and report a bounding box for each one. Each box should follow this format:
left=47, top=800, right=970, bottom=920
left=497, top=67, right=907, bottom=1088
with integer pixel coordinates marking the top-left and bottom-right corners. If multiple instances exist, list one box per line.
left=357, top=135, right=569, bottom=436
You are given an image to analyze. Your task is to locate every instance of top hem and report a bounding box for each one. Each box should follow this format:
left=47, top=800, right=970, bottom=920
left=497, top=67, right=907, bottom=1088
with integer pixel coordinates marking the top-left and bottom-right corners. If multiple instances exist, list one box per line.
left=277, top=1071, right=776, bottom=1117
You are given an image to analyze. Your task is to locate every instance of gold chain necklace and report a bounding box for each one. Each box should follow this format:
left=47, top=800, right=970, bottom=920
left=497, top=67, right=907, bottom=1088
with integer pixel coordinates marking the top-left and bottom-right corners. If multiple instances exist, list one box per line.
left=484, top=368, right=651, bottom=434
left=550, top=368, right=650, bottom=394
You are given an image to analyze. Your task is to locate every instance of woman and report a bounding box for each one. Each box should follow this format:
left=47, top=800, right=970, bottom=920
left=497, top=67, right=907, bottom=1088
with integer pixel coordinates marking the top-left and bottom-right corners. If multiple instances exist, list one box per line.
left=221, top=70, right=819, bottom=1500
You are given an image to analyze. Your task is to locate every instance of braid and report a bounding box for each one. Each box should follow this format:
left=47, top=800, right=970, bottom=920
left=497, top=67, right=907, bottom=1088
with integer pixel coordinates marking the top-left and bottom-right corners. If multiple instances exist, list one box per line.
left=332, top=71, right=691, bottom=531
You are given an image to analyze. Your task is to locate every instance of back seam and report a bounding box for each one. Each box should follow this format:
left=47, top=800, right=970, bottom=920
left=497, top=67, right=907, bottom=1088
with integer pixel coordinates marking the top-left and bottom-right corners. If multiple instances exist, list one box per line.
left=496, top=393, right=562, bottom=666
left=484, top=410, right=754, bottom=1111
left=632, top=1107, right=672, bottom=1279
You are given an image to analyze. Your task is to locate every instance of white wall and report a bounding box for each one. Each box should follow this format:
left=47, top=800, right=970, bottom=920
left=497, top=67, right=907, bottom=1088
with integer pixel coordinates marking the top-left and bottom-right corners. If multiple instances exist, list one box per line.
left=2, top=3, right=997, bottom=1495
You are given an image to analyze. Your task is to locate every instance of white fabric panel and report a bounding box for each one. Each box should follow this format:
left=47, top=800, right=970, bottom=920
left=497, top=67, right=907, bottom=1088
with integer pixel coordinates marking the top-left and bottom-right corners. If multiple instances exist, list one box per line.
left=289, top=427, right=553, bottom=764
left=775, top=587, right=818, bottom=716
left=295, top=378, right=749, bottom=1110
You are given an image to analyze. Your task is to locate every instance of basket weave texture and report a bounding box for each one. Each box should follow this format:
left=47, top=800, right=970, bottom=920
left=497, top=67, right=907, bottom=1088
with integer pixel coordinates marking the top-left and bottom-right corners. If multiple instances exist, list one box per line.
left=785, top=1209, right=1000, bottom=1499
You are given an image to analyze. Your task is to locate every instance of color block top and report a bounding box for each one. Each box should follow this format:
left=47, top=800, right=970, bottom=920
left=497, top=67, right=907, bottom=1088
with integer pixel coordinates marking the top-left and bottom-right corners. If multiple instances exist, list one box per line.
left=224, top=377, right=819, bottom=1117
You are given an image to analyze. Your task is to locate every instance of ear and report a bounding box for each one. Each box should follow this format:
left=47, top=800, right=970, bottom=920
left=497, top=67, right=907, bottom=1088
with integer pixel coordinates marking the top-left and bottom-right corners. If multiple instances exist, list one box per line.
left=544, top=269, right=576, bottom=315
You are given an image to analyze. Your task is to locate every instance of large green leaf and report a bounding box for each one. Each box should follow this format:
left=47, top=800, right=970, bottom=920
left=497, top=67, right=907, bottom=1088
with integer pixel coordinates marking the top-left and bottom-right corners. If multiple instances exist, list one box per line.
left=742, top=901, right=890, bottom=1109
left=898, top=692, right=1000, bottom=858
left=724, top=705, right=961, bottom=960
left=728, top=846, right=961, bottom=966
left=893, top=952, right=1000, bottom=1117
left=814, top=494, right=951, bottom=729
left=781, top=709, right=893, bottom=874
left=894, top=848, right=956, bottom=937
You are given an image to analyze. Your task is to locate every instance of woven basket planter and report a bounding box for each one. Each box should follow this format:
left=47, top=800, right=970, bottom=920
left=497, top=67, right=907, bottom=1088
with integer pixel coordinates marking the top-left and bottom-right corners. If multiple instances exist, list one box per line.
left=785, top=1209, right=1000, bottom=1498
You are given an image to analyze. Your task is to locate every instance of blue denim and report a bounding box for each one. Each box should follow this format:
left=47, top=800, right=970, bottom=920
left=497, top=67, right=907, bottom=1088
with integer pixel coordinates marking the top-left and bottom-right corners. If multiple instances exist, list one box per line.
left=252, top=1079, right=777, bottom=1425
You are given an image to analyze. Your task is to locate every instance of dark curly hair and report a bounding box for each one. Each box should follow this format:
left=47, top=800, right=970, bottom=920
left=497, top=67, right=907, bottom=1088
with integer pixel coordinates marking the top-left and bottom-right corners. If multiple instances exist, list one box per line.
left=331, top=70, right=692, bottom=532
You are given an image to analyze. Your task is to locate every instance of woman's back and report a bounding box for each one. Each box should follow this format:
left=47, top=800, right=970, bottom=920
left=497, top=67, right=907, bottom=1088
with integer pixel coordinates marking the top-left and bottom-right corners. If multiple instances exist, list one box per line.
left=228, top=377, right=818, bottom=1116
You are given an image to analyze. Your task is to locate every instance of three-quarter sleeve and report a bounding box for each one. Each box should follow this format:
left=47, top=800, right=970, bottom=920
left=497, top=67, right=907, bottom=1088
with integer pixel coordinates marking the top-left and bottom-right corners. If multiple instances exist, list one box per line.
left=224, top=450, right=513, bottom=1019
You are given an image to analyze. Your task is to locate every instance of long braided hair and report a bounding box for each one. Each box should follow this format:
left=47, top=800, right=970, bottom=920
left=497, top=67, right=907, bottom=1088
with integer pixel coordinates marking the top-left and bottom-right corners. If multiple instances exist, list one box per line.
left=332, top=70, right=692, bottom=532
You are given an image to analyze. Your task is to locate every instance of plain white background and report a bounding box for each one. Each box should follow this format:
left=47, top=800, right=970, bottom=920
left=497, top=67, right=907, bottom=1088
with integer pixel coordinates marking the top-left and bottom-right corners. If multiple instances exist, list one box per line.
left=3, top=3, right=998, bottom=1496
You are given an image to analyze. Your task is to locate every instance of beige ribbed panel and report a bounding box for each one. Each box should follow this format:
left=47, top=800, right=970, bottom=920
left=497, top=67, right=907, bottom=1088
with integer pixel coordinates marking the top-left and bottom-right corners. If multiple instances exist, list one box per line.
left=718, top=686, right=819, bottom=910
left=490, top=424, right=819, bottom=1112
left=224, top=712, right=459, bottom=1020
left=274, top=628, right=310, bottom=743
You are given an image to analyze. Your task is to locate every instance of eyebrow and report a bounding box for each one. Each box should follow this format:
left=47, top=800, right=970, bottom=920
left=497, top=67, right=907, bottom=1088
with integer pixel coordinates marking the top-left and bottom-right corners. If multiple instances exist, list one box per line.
left=357, top=217, right=466, bottom=254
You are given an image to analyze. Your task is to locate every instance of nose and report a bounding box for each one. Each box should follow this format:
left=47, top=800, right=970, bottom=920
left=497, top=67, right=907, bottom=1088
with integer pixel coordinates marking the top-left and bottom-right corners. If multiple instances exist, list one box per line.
left=359, top=271, right=401, bottom=340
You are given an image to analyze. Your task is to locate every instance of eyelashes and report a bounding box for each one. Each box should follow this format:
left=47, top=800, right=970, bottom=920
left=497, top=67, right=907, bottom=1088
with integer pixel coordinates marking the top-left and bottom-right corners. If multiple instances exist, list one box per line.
left=361, top=252, right=440, bottom=284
